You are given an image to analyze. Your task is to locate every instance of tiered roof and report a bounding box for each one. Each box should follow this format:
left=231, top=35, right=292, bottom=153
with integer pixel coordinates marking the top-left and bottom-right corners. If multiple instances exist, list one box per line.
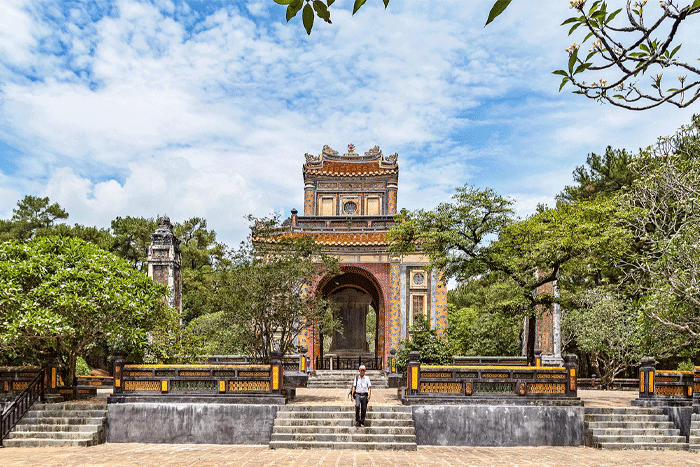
left=303, top=145, right=398, bottom=177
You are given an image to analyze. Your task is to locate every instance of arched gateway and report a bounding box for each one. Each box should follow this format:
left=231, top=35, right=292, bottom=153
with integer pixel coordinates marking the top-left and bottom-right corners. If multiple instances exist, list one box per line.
left=279, top=144, right=449, bottom=370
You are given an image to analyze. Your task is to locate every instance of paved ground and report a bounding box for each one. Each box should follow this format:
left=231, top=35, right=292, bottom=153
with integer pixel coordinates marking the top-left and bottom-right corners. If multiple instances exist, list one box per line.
left=2, top=443, right=700, bottom=466
left=2, top=388, right=690, bottom=466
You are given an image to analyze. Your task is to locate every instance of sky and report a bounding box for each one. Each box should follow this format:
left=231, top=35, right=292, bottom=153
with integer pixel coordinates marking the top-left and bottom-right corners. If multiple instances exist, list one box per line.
left=1, top=0, right=699, bottom=249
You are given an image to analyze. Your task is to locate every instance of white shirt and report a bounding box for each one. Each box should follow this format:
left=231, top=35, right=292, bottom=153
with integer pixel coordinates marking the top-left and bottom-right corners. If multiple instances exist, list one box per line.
left=354, top=375, right=371, bottom=394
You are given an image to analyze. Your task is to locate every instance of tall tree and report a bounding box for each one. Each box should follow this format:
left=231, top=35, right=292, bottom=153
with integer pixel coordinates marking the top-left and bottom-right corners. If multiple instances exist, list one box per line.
left=0, top=195, right=69, bottom=241
left=199, top=216, right=340, bottom=361
left=557, top=146, right=636, bottom=203
left=0, top=236, right=171, bottom=386
left=619, top=115, right=700, bottom=344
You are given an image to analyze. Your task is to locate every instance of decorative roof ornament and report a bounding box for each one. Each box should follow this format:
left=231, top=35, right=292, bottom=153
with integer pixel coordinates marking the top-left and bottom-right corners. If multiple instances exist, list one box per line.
left=305, top=152, right=320, bottom=163
left=364, top=146, right=382, bottom=160
left=348, top=143, right=356, bottom=154
left=383, top=152, right=398, bottom=164
left=322, top=145, right=339, bottom=158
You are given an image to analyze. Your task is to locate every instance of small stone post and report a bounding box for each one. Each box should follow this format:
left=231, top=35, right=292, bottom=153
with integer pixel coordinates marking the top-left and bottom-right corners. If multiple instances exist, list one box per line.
left=407, top=351, right=420, bottom=395
left=113, top=353, right=126, bottom=394
left=44, top=356, right=60, bottom=395
left=298, top=346, right=307, bottom=373
left=270, top=351, right=283, bottom=394
left=564, top=354, right=578, bottom=397
left=389, top=348, right=397, bottom=374
left=535, top=349, right=542, bottom=367
left=639, top=357, right=656, bottom=399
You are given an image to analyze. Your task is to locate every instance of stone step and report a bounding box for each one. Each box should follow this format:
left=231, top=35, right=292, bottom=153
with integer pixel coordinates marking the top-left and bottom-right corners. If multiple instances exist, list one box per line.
left=5, top=430, right=102, bottom=441
left=25, top=409, right=107, bottom=418
left=585, top=414, right=671, bottom=423
left=585, top=407, right=665, bottom=415
left=594, top=442, right=689, bottom=451
left=12, top=424, right=100, bottom=433
left=1, top=438, right=96, bottom=448
left=589, top=428, right=681, bottom=437
left=18, top=416, right=106, bottom=425
left=274, top=418, right=415, bottom=427
left=275, top=412, right=412, bottom=421
left=4, top=402, right=107, bottom=448
left=272, top=425, right=415, bottom=435
left=270, top=433, right=416, bottom=443
left=279, top=405, right=411, bottom=413
left=32, top=403, right=107, bottom=411
left=590, top=435, right=686, bottom=444
left=585, top=421, right=675, bottom=430
left=274, top=417, right=413, bottom=428
left=269, top=440, right=417, bottom=450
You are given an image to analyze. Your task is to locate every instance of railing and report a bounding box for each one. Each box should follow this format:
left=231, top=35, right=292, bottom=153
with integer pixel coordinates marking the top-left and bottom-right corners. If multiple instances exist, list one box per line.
left=0, top=365, right=99, bottom=401
left=208, top=355, right=306, bottom=372
left=405, top=351, right=578, bottom=399
left=113, top=352, right=285, bottom=396
left=1, top=368, right=45, bottom=446
left=637, top=358, right=694, bottom=401
left=452, top=356, right=529, bottom=366
left=314, top=355, right=383, bottom=371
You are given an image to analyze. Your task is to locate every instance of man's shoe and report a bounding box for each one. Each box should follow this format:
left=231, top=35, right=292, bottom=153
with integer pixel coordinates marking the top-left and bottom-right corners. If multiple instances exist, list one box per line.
left=360, top=424, right=365, bottom=427
left=354, top=421, right=360, bottom=427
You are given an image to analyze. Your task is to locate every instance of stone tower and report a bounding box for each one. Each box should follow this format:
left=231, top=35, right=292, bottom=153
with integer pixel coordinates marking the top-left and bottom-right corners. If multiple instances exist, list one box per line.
left=275, top=145, right=448, bottom=370
left=148, top=216, right=182, bottom=314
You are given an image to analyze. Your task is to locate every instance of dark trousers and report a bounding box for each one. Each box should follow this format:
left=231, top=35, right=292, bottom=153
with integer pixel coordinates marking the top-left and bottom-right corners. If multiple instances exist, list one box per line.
left=354, top=393, right=368, bottom=424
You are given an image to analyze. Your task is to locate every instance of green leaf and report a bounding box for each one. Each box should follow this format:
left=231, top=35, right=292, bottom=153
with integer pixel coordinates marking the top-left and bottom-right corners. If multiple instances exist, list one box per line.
left=302, top=3, right=314, bottom=33
left=639, top=43, right=649, bottom=53
left=559, top=77, right=570, bottom=92
left=552, top=70, right=569, bottom=77
left=691, top=0, right=700, bottom=12
left=353, top=0, right=367, bottom=15
left=606, top=8, right=622, bottom=23
left=613, top=94, right=624, bottom=99
left=669, top=44, right=682, bottom=58
left=274, top=0, right=293, bottom=4
left=561, top=17, right=581, bottom=26
left=327, top=0, right=335, bottom=5
left=568, top=48, right=579, bottom=74
left=568, top=22, right=582, bottom=35
left=485, top=0, right=512, bottom=26
left=584, top=32, right=595, bottom=44
left=574, top=62, right=593, bottom=74
left=383, top=0, right=390, bottom=8
left=313, top=0, right=331, bottom=22
left=286, top=0, right=303, bottom=22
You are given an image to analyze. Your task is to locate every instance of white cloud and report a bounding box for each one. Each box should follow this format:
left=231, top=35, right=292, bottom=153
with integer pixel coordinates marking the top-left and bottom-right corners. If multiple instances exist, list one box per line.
left=0, top=0, right=699, bottom=249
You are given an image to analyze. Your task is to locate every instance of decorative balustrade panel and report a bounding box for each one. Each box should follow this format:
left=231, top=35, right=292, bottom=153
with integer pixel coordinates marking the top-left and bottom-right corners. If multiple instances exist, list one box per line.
left=412, top=364, right=577, bottom=398
left=117, top=364, right=280, bottom=395
left=0, top=367, right=42, bottom=394
left=452, top=356, right=529, bottom=366
left=314, top=356, right=383, bottom=371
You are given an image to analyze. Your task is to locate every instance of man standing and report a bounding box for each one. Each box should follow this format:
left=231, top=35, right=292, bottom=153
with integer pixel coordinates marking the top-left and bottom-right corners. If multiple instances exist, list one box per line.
left=352, top=364, right=372, bottom=427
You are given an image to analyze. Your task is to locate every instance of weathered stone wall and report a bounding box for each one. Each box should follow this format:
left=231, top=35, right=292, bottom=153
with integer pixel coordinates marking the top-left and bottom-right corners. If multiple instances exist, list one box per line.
left=107, top=403, right=279, bottom=445
left=411, top=405, right=585, bottom=446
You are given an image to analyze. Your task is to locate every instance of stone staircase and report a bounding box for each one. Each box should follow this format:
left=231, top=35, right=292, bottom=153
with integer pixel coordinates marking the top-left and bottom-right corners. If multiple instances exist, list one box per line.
left=2, top=402, right=107, bottom=447
left=269, top=405, right=416, bottom=450
left=689, top=413, right=700, bottom=451
left=584, top=407, right=688, bottom=450
left=307, top=370, right=388, bottom=389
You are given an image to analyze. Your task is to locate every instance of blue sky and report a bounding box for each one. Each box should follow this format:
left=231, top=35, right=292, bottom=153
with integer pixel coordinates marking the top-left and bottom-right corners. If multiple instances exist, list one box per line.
left=1, top=0, right=699, bottom=247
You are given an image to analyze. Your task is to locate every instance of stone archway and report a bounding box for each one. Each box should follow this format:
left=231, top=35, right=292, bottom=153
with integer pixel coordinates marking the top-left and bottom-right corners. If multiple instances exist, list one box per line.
left=317, top=268, right=384, bottom=361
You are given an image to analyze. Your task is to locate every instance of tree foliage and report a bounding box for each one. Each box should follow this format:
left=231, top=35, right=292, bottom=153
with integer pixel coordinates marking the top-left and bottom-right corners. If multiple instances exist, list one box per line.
left=565, top=289, right=644, bottom=388
left=619, top=115, right=700, bottom=342
left=447, top=274, right=524, bottom=356
left=274, top=0, right=389, bottom=35
left=557, top=146, right=636, bottom=203
left=0, top=236, right=170, bottom=386
left=395, top=314, right=453, bottom=374
left=191, top=216, right=340, bottom=361
left=554, top=0, right=700, bottom=110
